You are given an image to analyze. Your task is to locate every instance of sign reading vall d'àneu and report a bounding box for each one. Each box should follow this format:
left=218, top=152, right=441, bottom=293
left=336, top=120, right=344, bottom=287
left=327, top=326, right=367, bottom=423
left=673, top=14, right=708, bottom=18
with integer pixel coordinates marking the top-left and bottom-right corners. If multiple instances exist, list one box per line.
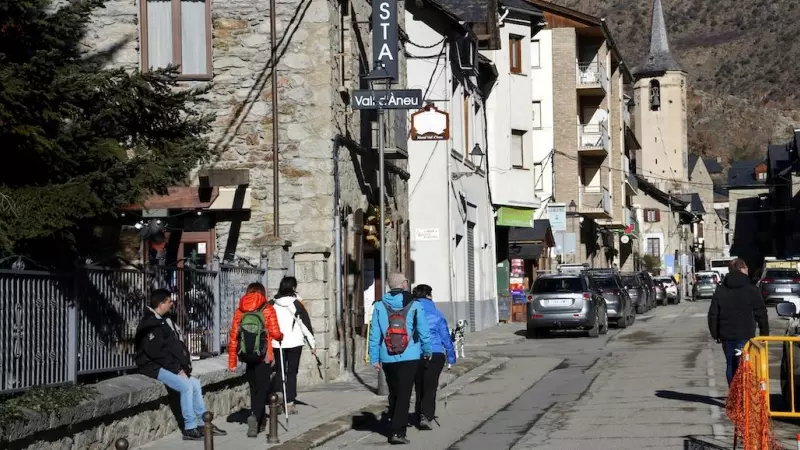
left=410, top=104, right=449, bottom=141
left=351, top=89, right=423, bottom=110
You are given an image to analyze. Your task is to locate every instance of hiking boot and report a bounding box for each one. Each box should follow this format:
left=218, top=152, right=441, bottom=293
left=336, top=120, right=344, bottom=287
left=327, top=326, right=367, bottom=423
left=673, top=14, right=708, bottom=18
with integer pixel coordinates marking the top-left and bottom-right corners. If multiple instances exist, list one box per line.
left=197, top=423, right=227, bottom=436
left=182, top=428, right=203, bottom=441
left=389, top=434, right=410, bottom=445
left=246, top=414, right=258, bottom=438
left=287, top=403, right=298, bottom=415
left=418, top=415, right=432, bottom=430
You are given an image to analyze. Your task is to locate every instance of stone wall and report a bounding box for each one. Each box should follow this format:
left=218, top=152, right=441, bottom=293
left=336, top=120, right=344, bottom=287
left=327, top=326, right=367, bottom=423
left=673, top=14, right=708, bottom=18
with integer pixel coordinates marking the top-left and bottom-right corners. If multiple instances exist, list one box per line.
left=80, top=0, right=410, bottom=384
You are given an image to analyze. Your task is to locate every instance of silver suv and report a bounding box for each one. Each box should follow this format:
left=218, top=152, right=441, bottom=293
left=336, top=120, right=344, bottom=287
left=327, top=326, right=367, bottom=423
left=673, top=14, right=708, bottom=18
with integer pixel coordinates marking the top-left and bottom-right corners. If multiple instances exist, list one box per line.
left=526, top=273, right=608, bottom=338
left=758, top=268, right=800, bottom=306
left=587, top=270, right=635, bottom=329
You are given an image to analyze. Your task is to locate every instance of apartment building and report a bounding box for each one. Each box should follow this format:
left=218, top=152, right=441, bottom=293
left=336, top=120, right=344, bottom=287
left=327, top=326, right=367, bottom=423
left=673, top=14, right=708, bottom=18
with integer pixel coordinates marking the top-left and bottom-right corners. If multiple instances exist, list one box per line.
left=527, top=0, right=640, bottom=270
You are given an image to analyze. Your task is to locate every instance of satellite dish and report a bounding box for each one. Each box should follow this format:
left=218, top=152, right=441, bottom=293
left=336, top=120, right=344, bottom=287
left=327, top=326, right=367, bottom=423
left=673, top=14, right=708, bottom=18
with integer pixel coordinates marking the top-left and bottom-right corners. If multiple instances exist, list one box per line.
left=621, top=235, right=630, bottom=244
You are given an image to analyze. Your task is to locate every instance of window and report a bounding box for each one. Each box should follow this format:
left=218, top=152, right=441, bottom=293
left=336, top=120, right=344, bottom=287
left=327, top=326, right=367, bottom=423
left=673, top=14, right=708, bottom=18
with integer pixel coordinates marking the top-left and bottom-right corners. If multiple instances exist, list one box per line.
left=649, top=80, right=661, bottom=111
left=140, top=0, right=213, bottom=79
left=530, top=39, right=540, bottom=68
left=532, top=101, right=542, bottom=129
left=464, top=95, right=470, bottom=152
left=644, top=208, right=661, bottom=223
left=509, top=35, right=523, bottom=74
left=511, top=129, right=525, bottom=168
left=646, top=238, right=660, bottom=258
left=757, top=171, right=767, bottom=181
left=534, top=162, right=544, bottom=190
left=582, top=165, right=600, bottom=192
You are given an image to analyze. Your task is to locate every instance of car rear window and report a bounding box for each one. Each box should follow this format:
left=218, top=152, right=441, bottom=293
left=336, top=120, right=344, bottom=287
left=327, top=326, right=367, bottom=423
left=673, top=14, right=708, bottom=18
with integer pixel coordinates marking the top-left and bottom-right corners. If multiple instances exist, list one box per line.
left=696, top=274, right=717, bottom=284
left=533, top=278, right=583, bottom=293
left=765, top=269, right=800, bottom=279
left=622, top=276, right=639, bottom=286
left=593, top=277, right=619, bottom=289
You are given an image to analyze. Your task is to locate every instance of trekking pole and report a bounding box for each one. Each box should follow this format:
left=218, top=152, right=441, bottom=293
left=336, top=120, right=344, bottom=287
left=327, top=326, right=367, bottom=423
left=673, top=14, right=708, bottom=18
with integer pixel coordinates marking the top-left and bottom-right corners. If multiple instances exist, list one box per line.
left=279, top=345, right=290, bottom=425
left=444, top=364, right=452, bottom=409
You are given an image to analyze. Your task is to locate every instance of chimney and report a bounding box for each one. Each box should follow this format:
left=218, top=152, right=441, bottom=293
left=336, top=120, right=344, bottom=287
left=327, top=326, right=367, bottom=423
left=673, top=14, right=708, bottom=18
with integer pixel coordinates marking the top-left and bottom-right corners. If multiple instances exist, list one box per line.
left=716, top=156, right=722, bottom=163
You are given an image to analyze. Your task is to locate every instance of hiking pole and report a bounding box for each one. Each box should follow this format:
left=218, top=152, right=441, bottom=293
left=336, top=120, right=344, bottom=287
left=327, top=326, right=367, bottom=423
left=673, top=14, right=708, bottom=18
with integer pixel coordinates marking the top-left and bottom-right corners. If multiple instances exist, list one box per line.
left=444, top=364, right=452, bottom=409
left=278, top=345, right=289, bottom=425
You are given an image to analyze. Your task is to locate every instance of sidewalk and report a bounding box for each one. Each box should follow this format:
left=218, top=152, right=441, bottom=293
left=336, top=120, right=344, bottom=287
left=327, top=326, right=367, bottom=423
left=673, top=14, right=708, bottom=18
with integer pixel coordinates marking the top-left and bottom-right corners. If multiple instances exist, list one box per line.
left=139, top=322, right=521, bottom=449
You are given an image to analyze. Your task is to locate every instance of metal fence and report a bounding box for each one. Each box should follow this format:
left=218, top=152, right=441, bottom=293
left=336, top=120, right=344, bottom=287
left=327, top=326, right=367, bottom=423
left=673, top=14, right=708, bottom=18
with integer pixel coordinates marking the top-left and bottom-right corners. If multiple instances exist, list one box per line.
left=0, top=263, right=264, bottom=395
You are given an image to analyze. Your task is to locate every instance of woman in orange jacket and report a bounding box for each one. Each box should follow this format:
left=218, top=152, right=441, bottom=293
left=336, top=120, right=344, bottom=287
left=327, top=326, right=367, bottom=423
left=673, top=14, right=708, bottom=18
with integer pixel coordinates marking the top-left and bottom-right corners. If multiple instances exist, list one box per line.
left=228, top=283, right=283, bottom=437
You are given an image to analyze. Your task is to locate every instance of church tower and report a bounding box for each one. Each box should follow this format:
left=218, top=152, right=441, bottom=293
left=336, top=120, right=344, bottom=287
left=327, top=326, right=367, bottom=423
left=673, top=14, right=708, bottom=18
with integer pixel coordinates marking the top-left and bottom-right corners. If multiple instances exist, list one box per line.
left=632, top=0, right=688, bottom=191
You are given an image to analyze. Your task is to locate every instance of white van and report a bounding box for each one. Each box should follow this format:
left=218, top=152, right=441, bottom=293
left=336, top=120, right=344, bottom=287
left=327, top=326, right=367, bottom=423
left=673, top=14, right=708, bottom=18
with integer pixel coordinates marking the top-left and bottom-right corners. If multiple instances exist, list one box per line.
left=710, top=258, right=734, bottom=278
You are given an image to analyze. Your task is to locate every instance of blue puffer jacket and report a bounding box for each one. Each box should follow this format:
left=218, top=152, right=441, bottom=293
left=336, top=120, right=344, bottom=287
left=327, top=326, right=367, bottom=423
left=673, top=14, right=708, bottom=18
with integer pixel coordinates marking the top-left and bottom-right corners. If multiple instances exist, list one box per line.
left=417, top=298, right=456, bottom=365
left=368, top=290, right=432, bottom=364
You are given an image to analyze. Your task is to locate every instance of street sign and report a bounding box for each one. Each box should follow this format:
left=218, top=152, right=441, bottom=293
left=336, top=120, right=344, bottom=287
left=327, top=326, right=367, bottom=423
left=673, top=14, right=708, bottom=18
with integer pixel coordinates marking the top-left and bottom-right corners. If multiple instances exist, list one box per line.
left=372, top=0, right=398, bottom=81
left=411, top=105, right=449, bottom=141
left=351, top=89, right=423, bottom=110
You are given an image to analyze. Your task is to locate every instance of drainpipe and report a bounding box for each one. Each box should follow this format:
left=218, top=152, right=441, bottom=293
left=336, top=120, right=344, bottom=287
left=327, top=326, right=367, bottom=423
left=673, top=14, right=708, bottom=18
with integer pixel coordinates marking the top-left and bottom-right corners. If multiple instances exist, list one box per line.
left=270, top=0, right=280, bottom=235
left=444, top=41, right=457, bottom=324
left=332, top=136, right=345, bottom=374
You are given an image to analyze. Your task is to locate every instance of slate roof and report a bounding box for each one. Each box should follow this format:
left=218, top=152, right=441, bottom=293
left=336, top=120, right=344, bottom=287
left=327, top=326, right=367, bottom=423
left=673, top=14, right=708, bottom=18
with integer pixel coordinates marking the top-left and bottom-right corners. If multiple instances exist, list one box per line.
left=634, top=0, right=683, bottom=77
left=500, top=0, right=543, bottom=15
left=713, top=184, right=729, bottom=202
left=768, top=143, right=793, bottom=175
left=688, top=155, right=699, bottom=175
left=432, top=0, right=490, bottom=22
left=704, top=158, right=723, bottom=174
left=677, top=193, right=706, bottom=214
left=509, top=219, right=553, bottom=242
left=727, top=159, right=766, bottom=188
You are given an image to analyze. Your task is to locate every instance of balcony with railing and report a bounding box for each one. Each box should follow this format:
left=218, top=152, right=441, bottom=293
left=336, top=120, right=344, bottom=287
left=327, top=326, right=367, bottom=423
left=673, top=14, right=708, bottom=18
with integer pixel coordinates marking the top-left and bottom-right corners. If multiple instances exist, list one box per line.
left=622, top=154, right=638, bottom=194
left=579, top=186, right=612, bottom=218
left=577, top=61, right=608, bottom=94
left=578, top=120, right=609, bottom=156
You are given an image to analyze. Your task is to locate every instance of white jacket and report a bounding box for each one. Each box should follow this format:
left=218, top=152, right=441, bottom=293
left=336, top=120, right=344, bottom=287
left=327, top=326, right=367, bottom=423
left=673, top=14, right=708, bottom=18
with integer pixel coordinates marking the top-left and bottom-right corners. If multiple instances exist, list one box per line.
left=271, top=296, right=316, bottom=349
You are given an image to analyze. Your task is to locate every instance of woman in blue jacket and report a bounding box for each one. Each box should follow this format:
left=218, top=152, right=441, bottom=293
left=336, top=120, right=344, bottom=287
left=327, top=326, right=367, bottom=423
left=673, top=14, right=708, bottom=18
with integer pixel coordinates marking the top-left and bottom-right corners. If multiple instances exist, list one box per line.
left=411, top=284, right=456, bottom=430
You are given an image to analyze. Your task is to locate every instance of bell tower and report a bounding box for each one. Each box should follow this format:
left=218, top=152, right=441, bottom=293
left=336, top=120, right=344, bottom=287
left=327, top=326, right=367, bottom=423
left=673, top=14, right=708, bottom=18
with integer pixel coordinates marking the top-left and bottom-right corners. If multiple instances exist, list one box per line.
left=632, top=0, right=688, bottom=191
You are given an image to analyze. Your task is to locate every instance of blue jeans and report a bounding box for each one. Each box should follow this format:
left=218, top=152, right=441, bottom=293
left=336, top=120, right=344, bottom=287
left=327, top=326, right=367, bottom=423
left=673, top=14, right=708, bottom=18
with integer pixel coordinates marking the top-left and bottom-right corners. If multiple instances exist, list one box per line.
left=157, top=369, right=207, bottom=429
left=722, top=340, right=748, bottom=386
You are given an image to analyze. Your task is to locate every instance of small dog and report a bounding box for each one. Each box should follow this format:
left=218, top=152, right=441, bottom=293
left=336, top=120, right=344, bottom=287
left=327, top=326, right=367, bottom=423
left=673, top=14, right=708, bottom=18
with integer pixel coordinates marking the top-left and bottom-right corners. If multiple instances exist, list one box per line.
left=450, top=320, right=469, bottom=358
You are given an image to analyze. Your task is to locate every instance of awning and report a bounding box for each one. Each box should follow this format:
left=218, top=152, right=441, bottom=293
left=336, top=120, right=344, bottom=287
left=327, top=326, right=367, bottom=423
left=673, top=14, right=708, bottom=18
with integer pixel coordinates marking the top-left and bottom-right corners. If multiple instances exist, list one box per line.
left=509, top=243, right=544, bottom=260
left=208, top=187, right=252, bottom=211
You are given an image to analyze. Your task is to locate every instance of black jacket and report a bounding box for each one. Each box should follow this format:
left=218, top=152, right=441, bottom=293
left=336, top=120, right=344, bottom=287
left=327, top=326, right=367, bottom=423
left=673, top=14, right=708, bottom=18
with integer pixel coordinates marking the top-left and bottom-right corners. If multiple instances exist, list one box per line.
left=707, top=271, right=769, bottom=341
left=134, top=309, right=192, bottom=379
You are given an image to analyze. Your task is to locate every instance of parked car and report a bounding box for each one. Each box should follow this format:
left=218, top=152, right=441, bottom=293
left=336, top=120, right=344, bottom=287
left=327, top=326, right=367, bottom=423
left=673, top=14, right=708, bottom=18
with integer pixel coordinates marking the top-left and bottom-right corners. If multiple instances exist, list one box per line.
left=776, top=302, right=800, bottom=410
left=758, top=268, right=800, bottom=309
left=526, top=273, right=609, bottom=339
left=653, top=280, right=667, bottom=305
left=692, top=271, right=720, bottom=300
left=654, top=276, right=679, bottom=304
left=638, top=271, right=657, bottom=309
left=586, top=269, right=635, bottom=329
left=622, top=273, right=650, bottom=314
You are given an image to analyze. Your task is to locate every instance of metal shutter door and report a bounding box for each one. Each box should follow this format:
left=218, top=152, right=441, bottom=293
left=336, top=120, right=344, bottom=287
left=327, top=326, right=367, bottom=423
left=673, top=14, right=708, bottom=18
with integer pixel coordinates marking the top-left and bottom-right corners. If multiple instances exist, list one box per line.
left=467, top=225, right=476, bottom=332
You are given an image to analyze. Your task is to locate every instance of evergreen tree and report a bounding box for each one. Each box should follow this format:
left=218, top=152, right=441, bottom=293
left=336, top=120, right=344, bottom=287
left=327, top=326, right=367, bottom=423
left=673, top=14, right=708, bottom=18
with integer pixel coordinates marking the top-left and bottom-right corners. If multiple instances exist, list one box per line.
left=0, top=0, right=213, bottom=265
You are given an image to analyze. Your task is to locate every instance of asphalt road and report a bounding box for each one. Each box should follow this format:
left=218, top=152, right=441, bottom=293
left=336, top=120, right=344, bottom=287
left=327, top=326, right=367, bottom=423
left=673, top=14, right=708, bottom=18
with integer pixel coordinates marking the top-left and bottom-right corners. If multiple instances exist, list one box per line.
left=321, top=300, right=736, bottom=450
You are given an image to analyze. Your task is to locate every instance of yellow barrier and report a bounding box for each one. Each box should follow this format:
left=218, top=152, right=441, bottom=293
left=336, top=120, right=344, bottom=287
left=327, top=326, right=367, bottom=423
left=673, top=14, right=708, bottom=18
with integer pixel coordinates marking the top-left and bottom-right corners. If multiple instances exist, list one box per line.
left=747, top=335, right=800, bottom=418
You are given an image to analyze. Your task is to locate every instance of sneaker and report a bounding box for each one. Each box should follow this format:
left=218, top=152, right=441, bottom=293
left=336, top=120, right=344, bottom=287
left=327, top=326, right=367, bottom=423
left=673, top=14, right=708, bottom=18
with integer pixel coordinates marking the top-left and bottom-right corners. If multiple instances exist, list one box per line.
left=389, top=434, right=410, bottom=445
left=418, top=416, right=432, bottom=430
left=246, top=414, right=258, bottom=438
left=182, top=428, right=203, bottom=441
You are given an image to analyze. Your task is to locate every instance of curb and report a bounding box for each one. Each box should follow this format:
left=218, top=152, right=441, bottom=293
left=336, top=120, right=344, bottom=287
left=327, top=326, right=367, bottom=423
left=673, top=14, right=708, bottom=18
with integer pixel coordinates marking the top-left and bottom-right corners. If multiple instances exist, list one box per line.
left=267, top=352, right=493, bottom=450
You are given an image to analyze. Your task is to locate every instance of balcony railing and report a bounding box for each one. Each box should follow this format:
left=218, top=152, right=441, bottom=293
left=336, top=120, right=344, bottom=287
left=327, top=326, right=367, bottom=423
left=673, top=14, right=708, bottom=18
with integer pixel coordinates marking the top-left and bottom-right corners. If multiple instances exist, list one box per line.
left=577, top=61, right=608, bottom=92
left=579, top=186, right=612, bottom=217
left=578, top=120, right=609, bottom=154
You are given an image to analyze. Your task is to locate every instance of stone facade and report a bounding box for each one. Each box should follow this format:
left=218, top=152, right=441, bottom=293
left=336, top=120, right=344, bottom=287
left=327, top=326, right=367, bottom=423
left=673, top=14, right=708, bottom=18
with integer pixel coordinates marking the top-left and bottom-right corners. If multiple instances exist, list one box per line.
left=82, top=0, right=410, bottom=382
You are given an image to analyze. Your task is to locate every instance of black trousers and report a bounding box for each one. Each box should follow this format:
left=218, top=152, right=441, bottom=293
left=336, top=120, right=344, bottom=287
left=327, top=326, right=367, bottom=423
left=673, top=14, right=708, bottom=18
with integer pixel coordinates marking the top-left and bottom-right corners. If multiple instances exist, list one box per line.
left=383, top=360, right=420, bottom=436
left=414, top=353, right=446, bottom=419
left=245, top=362, right=272, bottom=424
left=272, top=346, right=303, bottom=403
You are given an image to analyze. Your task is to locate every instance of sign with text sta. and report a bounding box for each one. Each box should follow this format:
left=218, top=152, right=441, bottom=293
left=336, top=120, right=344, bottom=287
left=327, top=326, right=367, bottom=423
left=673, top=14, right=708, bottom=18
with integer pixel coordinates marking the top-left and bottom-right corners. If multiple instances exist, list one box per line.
left=372, top=0, right=398, bottom=81
left=351, top=89, right=423, bottom=110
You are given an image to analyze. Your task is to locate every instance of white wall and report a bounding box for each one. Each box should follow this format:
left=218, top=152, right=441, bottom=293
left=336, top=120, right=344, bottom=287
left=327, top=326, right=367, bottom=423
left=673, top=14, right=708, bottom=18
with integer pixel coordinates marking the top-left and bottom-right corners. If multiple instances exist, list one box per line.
left=530, top=28, right=554, bottom=203
left=481, top=18, right=540, bottom=210
left=405, top=11, right=498, bottom=330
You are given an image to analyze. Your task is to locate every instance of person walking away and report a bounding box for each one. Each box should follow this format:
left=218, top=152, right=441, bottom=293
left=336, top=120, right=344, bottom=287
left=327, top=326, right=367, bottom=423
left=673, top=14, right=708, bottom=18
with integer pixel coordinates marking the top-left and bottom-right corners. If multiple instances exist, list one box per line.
left=368, top=273, right=432, bottom=445
left=708, top=258, right=769, bottom=386
left=228, top=282, right=284, bottom=437
left=271, top=276, right=316, bottom=415
left=135, top=289, right=227, bottom=440
left=412, top=284, right=456, bottom=430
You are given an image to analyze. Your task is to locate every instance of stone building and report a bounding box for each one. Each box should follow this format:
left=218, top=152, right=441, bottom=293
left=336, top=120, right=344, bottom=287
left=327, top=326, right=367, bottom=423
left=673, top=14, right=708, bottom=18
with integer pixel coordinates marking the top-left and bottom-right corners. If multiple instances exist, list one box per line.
left=85, top=0, right=411, bottom=382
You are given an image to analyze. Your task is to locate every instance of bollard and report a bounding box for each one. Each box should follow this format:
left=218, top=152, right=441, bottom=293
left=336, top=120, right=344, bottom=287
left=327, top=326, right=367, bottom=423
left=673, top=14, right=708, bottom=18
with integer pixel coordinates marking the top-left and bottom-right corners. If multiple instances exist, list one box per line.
left=114, top=438, right=129, bottom=450
left=267, top=392, right=280, bottom=443
left=202, top=411, right=214, bottom=450
left=796, top=433, right=800, bottom=450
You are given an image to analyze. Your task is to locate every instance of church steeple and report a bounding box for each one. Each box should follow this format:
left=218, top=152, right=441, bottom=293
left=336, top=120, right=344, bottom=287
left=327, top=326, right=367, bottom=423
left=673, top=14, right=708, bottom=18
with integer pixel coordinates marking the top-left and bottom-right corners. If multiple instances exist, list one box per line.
left=634, top=0, right=682, bottom=78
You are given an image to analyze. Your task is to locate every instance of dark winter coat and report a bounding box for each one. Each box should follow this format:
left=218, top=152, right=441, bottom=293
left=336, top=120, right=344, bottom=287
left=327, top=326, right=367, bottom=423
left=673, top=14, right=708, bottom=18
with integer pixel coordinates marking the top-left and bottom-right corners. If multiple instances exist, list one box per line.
left=135, top=308, right=192, bottom=379
left=707, top=271, right=769, bottom=341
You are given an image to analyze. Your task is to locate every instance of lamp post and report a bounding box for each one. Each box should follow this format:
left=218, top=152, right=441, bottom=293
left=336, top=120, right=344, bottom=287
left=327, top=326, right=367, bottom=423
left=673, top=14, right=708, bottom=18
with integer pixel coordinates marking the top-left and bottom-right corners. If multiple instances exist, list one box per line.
left=451, top=143, right=485, bottom=180
left=568, top=200, right=577, bottom=263
left=363, top=63, right=392, bottom=396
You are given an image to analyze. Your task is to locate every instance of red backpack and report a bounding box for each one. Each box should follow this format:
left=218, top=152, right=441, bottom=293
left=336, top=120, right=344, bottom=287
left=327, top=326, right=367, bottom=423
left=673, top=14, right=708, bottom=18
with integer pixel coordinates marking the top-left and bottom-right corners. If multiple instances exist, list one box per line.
left=383, top=301, right=416, bottom=355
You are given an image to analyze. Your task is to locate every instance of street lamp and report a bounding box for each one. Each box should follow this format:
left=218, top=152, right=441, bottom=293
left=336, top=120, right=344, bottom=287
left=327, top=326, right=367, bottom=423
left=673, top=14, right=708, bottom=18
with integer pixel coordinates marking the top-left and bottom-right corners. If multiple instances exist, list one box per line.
left=568, top=200, right=577, bottom=214
left=452, top=143, right=486, bottom=180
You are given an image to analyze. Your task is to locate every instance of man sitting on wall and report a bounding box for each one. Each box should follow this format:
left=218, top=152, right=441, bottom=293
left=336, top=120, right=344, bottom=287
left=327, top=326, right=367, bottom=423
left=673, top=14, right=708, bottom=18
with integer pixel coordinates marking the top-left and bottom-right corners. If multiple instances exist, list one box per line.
left=135, top=288, right=228, bottom=440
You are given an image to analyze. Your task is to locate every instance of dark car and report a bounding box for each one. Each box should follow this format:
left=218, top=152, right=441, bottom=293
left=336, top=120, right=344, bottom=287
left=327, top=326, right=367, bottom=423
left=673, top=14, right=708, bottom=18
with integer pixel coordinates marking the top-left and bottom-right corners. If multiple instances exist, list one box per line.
left=622, top=273, right=650, bottom=314
left=526, top=273, right=609, bottom=338
left=638, top=271, right=657, bottom=309
left=758, top=268, right=800, bottom=305
left=587, top=270, right=635, bottom=328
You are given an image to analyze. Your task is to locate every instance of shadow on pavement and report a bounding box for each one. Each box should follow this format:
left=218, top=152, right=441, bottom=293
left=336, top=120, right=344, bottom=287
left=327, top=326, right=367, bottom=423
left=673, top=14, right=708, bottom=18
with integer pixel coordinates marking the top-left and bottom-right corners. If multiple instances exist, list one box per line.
left=226, top=407, right=251, bottom=424
left=351, top=411, right=390, bottom=438
left=655, top=390, right=726, bottom=408
left=353, top=370, right=378, bottom=395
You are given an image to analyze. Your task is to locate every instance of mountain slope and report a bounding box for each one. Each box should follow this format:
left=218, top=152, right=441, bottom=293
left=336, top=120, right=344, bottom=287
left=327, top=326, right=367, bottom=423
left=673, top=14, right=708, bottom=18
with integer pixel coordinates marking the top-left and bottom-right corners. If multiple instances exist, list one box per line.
left=551, top=0, right=799, bottom=164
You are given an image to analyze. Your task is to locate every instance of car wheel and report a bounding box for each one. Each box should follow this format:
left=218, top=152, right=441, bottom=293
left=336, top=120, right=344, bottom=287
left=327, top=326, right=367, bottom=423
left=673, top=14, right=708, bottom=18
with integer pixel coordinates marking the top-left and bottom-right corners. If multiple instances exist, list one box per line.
left=599, top=309, right=609, bottom=335
left=587, top=317, right=600, bottom=338
left=526, top=325, right=536, bottom=339
left=629, top=308, right=636, bottom=325
left=616, top=311, right=628, bottom=329
left=636, top=304, right=645, bottom=315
